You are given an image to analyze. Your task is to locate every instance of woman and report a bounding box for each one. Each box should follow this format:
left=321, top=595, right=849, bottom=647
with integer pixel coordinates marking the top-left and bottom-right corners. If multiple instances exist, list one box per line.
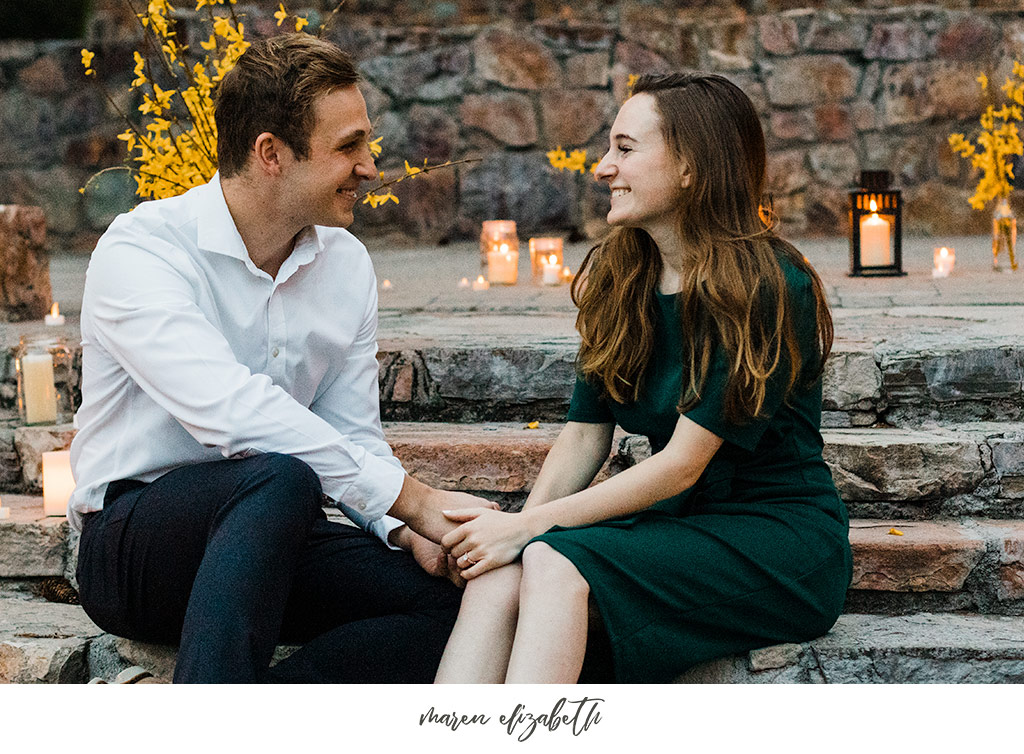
left=435, top=73, right=852, bottom=684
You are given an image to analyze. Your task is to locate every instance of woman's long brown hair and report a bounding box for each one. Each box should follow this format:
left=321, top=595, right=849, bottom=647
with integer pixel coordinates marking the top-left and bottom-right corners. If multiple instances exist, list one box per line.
left=572, top=73, right=833, bottom=424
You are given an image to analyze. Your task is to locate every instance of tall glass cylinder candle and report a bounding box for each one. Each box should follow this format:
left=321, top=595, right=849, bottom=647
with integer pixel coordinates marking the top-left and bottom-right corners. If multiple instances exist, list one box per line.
left=528, top=237, right=563, bottom=284
left=480, top=220, right=518, bottom=275
left=16, top=336, right=74, bottom=425
left=42, top=450, right=74, bottom=517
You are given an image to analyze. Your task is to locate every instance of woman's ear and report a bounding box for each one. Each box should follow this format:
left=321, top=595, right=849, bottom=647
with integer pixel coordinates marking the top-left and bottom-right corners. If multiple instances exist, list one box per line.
left=679, top=161, right=693, bottom=189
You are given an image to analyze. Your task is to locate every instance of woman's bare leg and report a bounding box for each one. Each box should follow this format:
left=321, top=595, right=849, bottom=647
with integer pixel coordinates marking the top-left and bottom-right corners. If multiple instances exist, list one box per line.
left=505, top=542, right=589, bottom=683
left=434, top=563, right=522, bottom=683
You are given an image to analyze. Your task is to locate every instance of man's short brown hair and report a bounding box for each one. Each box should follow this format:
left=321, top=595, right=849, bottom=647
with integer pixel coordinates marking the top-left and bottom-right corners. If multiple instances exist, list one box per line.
left=215, top=34, right=360, bottom=178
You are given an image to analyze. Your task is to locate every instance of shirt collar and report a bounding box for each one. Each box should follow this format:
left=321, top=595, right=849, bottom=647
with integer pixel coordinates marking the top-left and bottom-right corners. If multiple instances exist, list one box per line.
left=195, top=172, right=327, bottom=280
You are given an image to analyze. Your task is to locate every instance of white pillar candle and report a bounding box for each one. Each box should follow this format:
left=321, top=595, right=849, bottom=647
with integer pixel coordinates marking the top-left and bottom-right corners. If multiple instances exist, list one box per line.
left=859, top=201, right=891, bottom=267
left=42, top=450, right=75, bottom=517
left=44, top=302, right=65, bottom=326
left=22, top=351, right=58, bottom=424
left=529, top=237, right=563, bottom=283
left=932, top=246, right=955, bottom=278
left=472, top=274, right=490, bottom=291
left=542, top=254, right=562, bottom=285
left=487, top=246, right=518, bottom=285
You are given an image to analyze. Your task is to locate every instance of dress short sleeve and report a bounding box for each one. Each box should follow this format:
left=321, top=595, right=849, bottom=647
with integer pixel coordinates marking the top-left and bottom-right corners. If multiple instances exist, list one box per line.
left=567, top=374, right=615, bottom=424
left=683, top=266, right=815, bottom=452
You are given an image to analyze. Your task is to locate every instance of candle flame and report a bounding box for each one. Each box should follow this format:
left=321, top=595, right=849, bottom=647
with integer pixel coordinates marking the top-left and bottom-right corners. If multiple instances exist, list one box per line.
left=940, top=247, right=949, bottom=257
left=50, top=302, right=60, bottom=317
left=548, top=254, right=557, bottom=265
left=499, top=243, right=509, bottom=253
left=476, top=275, right=485, bottom=283
left=868, top=199, right=878, bottom=213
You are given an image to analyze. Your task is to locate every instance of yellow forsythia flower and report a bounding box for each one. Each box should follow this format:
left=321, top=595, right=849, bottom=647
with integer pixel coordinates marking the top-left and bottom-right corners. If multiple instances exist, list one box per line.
left=295, top=16, right=309, bottom=32
left=546, top=146, right=568, bottom=170
left=368, top=136, right=383, bottom=157
left=887, top=528, right=904, bottom=536
left=80, top=48, right=95, bottom=74
left=274, top=3, right=288, bottom=26
left=949, top=65, right=1024, bottom=210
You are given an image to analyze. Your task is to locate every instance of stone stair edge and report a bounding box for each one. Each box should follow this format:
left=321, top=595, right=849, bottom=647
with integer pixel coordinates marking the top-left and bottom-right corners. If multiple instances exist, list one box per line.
left=3, top=493, right=1024, bottom=611
left=3, top=598, right=1023, bottom=684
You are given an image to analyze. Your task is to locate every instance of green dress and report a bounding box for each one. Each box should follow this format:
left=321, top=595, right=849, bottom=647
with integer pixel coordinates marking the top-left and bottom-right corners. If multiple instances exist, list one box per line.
left=532, top=257, right=852, bottom=683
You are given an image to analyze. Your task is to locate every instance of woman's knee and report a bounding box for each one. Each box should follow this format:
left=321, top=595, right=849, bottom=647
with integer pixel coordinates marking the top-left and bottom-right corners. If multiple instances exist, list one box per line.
left=520, top=542, right=589, bottom=600
left=464, top=562, right=523, bottom=612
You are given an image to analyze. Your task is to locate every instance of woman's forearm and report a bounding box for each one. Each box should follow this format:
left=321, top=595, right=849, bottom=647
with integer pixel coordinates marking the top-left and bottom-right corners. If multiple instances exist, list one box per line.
left=522, top=422, right=615, bottom=510
left=523, top=416, right=723, bottom=536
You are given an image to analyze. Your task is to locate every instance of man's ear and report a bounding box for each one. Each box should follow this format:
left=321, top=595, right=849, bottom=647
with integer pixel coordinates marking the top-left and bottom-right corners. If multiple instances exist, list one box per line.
left=253, top=132, right=285, bottom=175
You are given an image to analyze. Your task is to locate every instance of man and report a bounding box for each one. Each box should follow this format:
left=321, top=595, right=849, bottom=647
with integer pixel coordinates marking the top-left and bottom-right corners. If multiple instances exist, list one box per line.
left=69, top=34, right=487, bottom=683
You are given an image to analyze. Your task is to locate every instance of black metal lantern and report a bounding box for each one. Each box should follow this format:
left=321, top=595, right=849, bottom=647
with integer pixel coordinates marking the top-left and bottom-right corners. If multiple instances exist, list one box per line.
left=849, top=170, right=905, bottom=277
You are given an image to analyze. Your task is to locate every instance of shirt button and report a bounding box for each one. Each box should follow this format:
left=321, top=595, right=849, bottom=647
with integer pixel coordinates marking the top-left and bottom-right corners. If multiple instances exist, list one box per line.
left=272, top=347, right=280, bottom=358
left=358, top=503, right=367, bottom=511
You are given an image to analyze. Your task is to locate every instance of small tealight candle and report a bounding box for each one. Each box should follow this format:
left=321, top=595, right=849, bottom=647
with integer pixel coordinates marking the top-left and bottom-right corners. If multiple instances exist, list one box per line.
left=542, top=254, right=561, bottom=285
left=933, top=246, right=955, bottom=278
left=381, top=279, right=392, bottom=290
left=42, top=450, right=75, bottom=517
left=44, top=302, right=65, bottom=326
left=561, top=266, right=574, bottom=284
left=472, top=275, right=490, bottom=291
left=458, top=277, right=470, bottom=289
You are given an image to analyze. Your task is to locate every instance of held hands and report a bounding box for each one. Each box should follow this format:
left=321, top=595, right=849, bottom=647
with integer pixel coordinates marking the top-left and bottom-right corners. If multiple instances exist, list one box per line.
left=440, top=508, right=536, bottom=579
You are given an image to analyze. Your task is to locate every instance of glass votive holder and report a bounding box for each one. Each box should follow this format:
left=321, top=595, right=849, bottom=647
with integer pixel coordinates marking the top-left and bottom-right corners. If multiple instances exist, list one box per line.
left=529, top=237, right=564, bottom=284
left=480, top=220, right=518, bottom=275
left=16, top=335, right=74, bottom=426
left=932, top=246, right=955, bottom=278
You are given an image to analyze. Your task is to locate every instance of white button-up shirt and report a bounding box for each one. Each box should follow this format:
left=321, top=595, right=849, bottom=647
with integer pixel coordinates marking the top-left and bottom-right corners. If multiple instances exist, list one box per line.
left=68, top=174, right=406, bottom=546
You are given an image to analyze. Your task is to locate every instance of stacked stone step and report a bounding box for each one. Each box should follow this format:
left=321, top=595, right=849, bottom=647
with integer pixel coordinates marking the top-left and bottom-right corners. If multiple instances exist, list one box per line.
left=2, top=314, right=1024, bottom=682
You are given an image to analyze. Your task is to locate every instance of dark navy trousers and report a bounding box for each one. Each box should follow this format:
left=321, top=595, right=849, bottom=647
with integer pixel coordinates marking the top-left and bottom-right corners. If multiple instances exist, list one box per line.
left=76, top=453, right=461, bottom=683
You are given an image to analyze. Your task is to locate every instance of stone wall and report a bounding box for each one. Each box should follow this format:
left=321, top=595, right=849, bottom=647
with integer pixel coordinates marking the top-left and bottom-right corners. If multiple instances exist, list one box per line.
left=0, top=1, right=1019, bottom=249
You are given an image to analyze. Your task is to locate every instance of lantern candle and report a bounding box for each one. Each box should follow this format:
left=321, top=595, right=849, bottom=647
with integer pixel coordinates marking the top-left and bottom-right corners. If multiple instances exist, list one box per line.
left=859, top=199, right=891, bottom=267
left=933, top=246, right=955, bottom=278
left=21, top=349, right=58, bottom=425
left=42, top=450, right=75, bottom=517
left=487, top=244, right=518, bottom=285
left=472, top=274, right=490, bottom=291
left=44, top=302, right=65, bottom=326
